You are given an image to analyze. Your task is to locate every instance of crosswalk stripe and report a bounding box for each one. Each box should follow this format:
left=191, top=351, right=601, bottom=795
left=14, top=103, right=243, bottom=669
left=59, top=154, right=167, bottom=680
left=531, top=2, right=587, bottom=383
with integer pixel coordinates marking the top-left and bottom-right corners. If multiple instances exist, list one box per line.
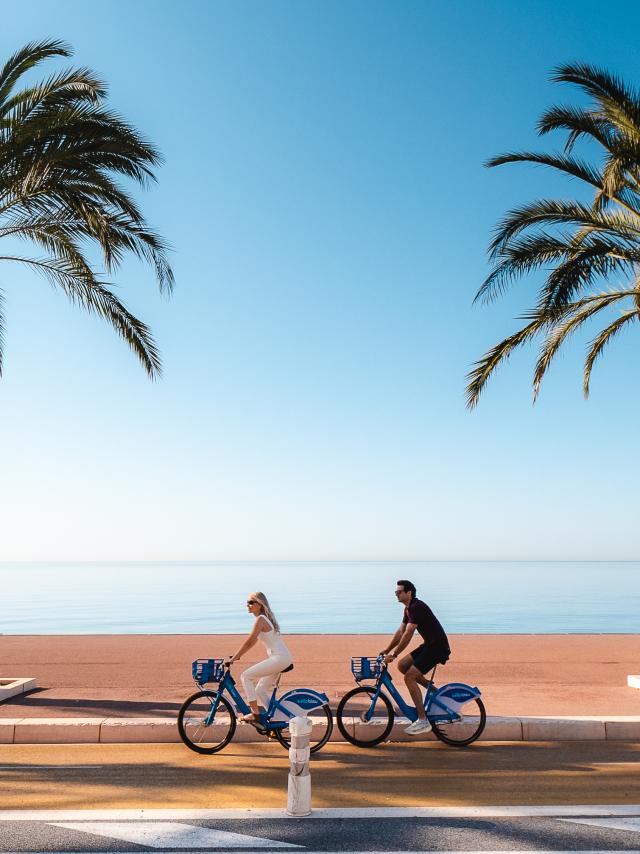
left=50, top=822, right=302, bottom=849
left=560, top=818, right=640, bottom=834
left=49, top=821, right=304, bottom=848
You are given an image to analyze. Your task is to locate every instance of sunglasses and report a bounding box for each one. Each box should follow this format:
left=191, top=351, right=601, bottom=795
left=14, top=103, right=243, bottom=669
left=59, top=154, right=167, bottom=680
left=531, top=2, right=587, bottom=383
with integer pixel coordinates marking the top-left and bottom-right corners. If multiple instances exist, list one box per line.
left=246, top=600, right=258, bottom=605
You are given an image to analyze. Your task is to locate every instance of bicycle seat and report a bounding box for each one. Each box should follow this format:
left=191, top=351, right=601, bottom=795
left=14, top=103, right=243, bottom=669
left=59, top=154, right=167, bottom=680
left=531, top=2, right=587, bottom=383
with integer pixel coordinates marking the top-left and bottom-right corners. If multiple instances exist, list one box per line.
left=280, top=663, right=294, bottom=674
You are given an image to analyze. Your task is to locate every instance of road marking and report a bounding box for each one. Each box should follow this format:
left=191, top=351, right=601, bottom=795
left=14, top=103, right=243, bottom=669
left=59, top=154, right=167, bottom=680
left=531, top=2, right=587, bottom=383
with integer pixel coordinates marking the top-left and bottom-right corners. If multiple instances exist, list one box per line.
left=50, top=822, right=302, bottom=849
left=560, top=817, right=640, bottom=834
left=2, top=805, right=640, bottom=820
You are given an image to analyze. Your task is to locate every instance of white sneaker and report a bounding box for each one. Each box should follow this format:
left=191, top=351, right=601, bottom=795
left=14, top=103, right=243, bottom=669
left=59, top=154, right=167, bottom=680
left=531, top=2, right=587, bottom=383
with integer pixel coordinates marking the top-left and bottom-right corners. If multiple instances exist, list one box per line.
left=404, top=718, right=432, bottom=735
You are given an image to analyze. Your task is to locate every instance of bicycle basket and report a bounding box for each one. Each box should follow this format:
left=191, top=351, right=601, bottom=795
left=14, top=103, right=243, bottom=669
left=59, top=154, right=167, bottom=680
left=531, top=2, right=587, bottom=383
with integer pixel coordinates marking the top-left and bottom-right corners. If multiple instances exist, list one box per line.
left=192, top=658, right=225, bottom=684
left=351, top=656, right=382, bottom=681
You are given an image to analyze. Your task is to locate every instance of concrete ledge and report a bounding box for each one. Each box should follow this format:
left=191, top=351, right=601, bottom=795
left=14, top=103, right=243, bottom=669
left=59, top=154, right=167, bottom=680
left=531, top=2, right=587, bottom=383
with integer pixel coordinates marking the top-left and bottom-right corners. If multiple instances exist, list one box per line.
left=0, top=677, right=37, bottom=702
left=521, top=716, right=606, bottom=741
left=100, top=718, right=180, bottom=744
left=1, top=714, right=638, bottom=744
left=483, top=716, right=523, bottom=741
left=0, top=719, right=20, bottom=744
left=605, top=717, right=640, bottom=740
left=13, top=718, right=103, bottom=744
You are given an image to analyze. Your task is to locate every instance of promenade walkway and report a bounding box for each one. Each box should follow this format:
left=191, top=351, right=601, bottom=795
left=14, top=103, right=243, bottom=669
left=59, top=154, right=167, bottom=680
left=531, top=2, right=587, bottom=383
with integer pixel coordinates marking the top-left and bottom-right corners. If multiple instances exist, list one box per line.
left=1, top=634, right=638, bottom=719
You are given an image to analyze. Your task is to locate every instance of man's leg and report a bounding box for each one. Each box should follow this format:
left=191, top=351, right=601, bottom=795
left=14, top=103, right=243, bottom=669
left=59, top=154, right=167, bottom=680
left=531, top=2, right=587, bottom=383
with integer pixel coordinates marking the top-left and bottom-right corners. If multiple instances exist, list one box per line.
left=398, top=655, right=427, bottom=720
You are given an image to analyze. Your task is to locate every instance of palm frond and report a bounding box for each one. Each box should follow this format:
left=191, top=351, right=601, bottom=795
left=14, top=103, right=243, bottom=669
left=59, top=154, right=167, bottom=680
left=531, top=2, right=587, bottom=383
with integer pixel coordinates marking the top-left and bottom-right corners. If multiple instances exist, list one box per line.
left=487, top=150, right=605, bottom=190
left=466, top=316, right=550, bottom=409
left=537, top=105, right=614, bottom=153
left=0, top=253, right=161, bottom=377
left=0, top=39, right=70, bottom=107
left=532, top=290, right=639, bottom=399
left=540, top=238, right=635, bottom=308
left=0, top=67, right=106, bottom=122
left=487, top=199, right=640, bottom=259
left=472, top=63, right=640, bottom=404
left=476, top=232, right=570, bottom=303
left=553, top=62, right=640, bottom=144
left=583, top=309, right=640, bottom=396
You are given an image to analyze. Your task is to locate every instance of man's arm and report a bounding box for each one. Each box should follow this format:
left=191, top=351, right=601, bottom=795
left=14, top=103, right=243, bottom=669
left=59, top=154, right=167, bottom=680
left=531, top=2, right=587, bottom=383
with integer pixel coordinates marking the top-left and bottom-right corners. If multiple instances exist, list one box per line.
left=385, top=622, right=417, bottom=664
left=381, top=624, right=405, bottom=656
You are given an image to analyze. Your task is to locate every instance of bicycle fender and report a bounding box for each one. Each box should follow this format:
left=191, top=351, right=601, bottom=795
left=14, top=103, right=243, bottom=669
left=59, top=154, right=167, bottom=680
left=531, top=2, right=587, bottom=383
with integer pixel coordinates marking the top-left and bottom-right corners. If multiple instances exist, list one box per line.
left=432, top=682, right=481, bottom=715
left=278, top=688, right=330, bottom=717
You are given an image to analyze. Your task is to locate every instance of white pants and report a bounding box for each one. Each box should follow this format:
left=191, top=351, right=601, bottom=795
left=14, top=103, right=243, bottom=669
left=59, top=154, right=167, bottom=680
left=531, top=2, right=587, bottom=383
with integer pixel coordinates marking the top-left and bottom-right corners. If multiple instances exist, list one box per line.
left=241, top=654, right=292, bottom=709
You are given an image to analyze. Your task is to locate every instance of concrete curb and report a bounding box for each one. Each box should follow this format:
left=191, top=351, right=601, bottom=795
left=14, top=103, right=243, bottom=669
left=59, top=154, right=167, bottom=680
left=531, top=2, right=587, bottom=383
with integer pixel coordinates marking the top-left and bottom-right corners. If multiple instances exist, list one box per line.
left=1, top=714, right=639, bottom=744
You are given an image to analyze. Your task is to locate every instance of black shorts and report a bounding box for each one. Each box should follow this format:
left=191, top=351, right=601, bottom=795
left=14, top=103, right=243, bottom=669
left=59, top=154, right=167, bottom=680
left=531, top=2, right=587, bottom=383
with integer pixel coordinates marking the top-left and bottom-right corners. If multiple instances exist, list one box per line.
left=410, top=643, right=450, bottom=675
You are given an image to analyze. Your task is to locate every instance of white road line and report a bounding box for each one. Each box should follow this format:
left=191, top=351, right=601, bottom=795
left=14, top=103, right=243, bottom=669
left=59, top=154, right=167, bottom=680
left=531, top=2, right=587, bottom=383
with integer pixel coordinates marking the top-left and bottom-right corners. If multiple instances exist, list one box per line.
left=50, top=822, right=301, bottom=849
left=2, top=806, right=640, bottom=821
left=560, top=817, right=640, bottom=834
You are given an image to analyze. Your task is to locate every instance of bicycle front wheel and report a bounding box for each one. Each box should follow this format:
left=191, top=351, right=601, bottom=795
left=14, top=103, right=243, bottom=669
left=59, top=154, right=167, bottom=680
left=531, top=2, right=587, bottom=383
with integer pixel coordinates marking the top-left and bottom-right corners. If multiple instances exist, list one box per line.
left=178, top=690, right=236, bottom=754
left=431, top=697, right=486, bottom=746
left=273, top=705, right=333, bottom=753
left=337, top=686, right=394, bottom=747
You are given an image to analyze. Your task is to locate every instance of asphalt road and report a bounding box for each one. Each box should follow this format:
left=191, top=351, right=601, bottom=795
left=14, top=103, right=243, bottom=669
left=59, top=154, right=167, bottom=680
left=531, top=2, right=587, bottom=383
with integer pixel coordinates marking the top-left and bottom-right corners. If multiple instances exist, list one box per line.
left=1, top=741, right=640, bottom=810
left=1, top=811, right=640, bottom=852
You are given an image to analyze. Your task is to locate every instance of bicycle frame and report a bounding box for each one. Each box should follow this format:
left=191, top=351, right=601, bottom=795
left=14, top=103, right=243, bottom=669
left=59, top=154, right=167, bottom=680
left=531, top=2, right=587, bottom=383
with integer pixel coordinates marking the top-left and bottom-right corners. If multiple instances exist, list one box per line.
left=197, top=669, right=302, bottom=732
left=362, top=664, right=461, bottom=724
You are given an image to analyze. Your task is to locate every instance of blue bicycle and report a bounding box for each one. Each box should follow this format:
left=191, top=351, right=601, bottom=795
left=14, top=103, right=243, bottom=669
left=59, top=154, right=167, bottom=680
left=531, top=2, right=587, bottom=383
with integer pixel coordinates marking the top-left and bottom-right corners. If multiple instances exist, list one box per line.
left=336, top=654, right=486, bottom=747
left=178, top=658, right=333, bottom=754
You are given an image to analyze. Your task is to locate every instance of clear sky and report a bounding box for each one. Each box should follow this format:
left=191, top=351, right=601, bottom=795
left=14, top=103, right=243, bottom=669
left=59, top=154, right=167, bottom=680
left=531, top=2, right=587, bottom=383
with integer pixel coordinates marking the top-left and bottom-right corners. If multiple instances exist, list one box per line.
left=1, top=0, right=639, bottom=561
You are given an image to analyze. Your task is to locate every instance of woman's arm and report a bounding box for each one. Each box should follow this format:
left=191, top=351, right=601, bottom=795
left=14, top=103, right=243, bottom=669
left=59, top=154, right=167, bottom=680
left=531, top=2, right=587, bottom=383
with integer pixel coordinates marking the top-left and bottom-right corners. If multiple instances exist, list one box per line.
left=228, top=616, right=267, bottom=663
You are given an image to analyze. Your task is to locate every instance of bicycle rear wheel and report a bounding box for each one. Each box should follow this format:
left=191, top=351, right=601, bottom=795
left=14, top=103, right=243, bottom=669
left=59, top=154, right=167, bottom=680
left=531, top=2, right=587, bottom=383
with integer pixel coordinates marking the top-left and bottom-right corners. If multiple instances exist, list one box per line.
left=431, top=697, right=486, bottom=746
left=273, top=704, right=333, bottom=753
left=178, top=690, right=236, bottom=754
left=337, top=686, right=394, bottom=747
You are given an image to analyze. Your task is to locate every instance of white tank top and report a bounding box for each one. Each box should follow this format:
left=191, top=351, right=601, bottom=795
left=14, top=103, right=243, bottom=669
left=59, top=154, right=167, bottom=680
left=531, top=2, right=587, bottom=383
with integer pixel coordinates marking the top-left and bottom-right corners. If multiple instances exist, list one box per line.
left=259, top=616, right=292, bottom=659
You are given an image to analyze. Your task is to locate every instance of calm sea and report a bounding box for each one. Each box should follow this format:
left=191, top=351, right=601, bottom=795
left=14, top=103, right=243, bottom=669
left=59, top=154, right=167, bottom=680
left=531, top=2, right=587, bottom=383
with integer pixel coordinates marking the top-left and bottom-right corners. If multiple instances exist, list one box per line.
left=1, top=561, right=638, bottom=634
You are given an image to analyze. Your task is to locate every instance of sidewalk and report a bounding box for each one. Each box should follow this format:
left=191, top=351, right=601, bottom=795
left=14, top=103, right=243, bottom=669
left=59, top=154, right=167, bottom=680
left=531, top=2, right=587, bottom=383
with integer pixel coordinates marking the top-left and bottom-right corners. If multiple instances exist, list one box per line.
left=1, top=634, right=639, bottom=743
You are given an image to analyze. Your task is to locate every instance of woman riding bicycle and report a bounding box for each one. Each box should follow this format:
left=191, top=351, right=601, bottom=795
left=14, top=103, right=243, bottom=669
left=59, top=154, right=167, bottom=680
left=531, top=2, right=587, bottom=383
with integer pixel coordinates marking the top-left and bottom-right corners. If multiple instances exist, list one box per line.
left=224, top=592, right=293, bottom=724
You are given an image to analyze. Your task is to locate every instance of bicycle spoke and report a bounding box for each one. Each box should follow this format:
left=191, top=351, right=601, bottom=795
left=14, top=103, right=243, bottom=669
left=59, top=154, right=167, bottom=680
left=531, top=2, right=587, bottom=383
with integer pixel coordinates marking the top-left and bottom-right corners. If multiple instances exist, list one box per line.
left=178, top=691, right=236, bottom=754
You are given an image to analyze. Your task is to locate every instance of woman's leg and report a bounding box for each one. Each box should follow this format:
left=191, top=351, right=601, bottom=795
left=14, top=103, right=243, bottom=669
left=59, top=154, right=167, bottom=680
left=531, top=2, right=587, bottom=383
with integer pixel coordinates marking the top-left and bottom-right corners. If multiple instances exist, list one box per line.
left=255, top=673, right=278, bottom=711
left=241, top=656, right=289, bottom=718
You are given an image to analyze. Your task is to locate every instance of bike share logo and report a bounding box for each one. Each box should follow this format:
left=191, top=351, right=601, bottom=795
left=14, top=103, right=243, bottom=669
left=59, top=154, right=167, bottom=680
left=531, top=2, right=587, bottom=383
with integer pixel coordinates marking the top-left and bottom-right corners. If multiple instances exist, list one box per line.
left=446, top=689, right=475, bottom=701
left=293, top=694, right=319, bottom=708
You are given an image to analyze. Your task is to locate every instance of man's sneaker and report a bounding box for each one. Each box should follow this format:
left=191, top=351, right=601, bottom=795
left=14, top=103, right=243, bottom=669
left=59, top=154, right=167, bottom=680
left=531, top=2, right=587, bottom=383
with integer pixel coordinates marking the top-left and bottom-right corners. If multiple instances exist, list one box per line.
left=404, top=718, right=432, bottom=735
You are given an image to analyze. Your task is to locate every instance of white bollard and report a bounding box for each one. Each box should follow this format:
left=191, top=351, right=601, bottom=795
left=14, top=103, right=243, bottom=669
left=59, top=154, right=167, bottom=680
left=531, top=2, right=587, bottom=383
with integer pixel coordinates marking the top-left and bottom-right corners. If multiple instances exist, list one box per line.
left=286, top=716, right=312, bottom=816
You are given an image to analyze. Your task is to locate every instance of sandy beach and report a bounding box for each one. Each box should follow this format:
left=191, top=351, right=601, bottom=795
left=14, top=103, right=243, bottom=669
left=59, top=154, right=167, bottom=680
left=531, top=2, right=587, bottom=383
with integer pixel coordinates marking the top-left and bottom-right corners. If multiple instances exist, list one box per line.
left=1, top=633, right=638, bottom=719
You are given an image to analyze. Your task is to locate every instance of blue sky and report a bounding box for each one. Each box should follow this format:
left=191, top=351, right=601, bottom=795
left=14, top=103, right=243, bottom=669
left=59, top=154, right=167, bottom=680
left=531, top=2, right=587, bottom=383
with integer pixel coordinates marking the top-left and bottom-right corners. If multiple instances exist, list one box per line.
left=1, top=0, right=639, bottom=561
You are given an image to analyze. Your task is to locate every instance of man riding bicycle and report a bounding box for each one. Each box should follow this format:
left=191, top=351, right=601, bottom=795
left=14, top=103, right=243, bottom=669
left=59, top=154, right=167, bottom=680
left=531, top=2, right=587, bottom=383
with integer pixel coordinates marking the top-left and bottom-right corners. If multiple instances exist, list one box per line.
left=381, top=579, right=451, bottom=734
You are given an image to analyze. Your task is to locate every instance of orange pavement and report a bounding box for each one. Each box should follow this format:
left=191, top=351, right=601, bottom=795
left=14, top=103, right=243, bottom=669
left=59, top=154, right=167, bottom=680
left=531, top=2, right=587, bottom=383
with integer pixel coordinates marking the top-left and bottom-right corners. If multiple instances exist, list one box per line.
left=1, top=633, right=639, bottom=718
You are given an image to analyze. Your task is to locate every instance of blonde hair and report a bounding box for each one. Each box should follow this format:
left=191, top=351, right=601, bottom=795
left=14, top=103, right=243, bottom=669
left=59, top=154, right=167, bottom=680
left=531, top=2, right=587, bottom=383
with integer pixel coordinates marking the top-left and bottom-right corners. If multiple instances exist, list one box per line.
left=249, top=591, right=281, bottom=634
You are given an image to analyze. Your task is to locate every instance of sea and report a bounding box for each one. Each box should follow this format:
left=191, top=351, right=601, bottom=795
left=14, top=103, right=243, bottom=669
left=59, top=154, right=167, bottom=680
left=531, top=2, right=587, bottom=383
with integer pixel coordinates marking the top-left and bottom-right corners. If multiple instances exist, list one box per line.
left=1, top=561, right=638, bottom=634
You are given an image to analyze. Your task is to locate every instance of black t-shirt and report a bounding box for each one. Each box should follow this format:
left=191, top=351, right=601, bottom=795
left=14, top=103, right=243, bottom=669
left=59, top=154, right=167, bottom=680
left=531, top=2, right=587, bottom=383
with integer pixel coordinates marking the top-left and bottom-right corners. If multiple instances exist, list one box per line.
left=403, top=597, right=450, bottom=651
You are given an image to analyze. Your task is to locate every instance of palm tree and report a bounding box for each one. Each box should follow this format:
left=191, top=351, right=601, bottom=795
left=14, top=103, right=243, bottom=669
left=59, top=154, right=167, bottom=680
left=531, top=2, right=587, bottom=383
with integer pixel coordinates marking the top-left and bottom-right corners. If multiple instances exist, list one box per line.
left=0, top=39, right=173, bottom=378
left=467, top=63, right=640, bottom=408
